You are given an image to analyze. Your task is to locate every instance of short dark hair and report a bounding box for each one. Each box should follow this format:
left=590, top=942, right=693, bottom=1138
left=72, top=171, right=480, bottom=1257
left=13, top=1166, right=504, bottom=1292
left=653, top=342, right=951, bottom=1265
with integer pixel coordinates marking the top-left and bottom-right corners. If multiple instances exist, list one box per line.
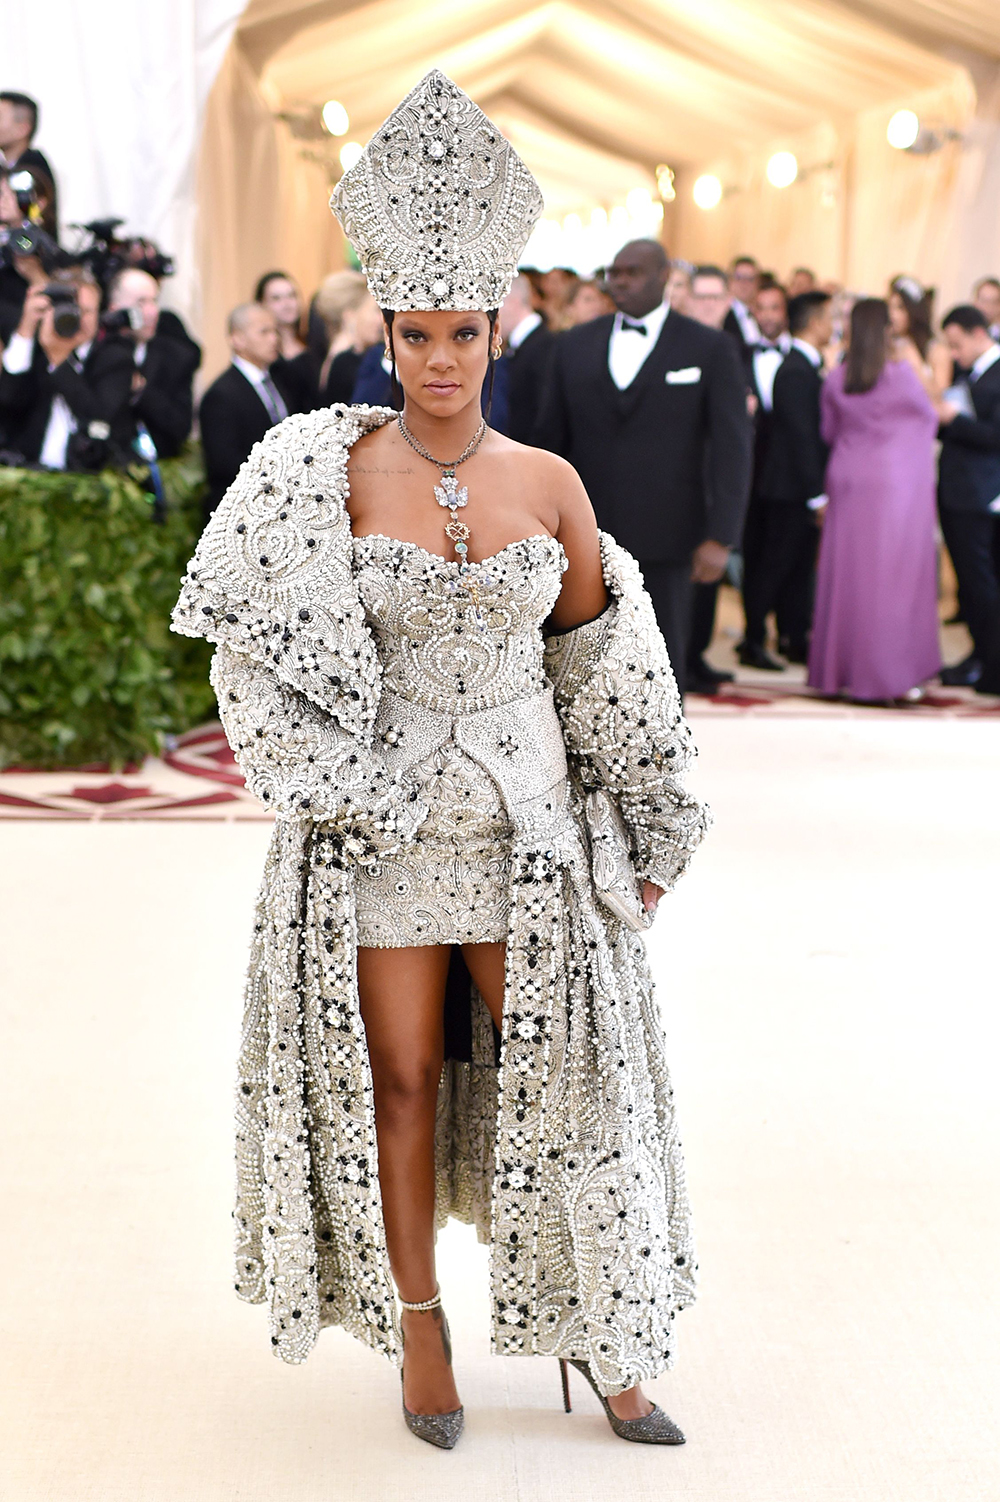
left=731, top=255, right=757, bottom=271
left=756, top=277, right=787, bottom=303
left=788, top=290, right=831, bottom=335
left=0, top=91, right=38, bottom=140
left=692, top=264, right=727, bottom=284
left=974, top=276, right=1000, bottom=296
left=941, top=304, right=989, bottom=334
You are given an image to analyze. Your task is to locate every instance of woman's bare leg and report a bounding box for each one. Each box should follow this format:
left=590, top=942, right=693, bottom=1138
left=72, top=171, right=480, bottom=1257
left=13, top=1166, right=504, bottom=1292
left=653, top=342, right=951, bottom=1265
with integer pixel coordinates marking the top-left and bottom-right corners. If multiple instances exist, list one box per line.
left=357, top=943, right=459, bottom=1415
left=461, top=940, right=654, bottom=1420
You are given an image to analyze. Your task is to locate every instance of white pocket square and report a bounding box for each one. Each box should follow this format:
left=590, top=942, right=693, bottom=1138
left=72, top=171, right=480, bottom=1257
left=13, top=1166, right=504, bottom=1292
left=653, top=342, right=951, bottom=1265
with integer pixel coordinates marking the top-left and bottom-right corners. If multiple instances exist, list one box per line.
left=665, top=366, right=701, bottom=384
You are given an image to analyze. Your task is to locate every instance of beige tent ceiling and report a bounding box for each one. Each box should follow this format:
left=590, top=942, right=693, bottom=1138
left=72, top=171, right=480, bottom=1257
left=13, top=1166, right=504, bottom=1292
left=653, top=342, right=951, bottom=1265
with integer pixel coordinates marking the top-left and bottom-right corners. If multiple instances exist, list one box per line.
left=234, top=0, right=996, bottom=214
left=196, top=0, right=1000, bottom=375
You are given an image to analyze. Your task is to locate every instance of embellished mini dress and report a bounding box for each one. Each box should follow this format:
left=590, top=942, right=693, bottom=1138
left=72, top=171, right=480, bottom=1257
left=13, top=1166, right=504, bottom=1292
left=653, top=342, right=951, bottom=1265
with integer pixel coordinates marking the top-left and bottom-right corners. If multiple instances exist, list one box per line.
left=351, top=530, right=569, bottom=947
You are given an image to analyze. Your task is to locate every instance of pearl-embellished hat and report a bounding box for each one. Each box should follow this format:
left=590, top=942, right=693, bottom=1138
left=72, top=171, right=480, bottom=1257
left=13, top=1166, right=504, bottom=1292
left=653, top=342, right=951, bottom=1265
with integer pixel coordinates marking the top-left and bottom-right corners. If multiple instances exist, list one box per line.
left=330, top=69, right=544, bottom=313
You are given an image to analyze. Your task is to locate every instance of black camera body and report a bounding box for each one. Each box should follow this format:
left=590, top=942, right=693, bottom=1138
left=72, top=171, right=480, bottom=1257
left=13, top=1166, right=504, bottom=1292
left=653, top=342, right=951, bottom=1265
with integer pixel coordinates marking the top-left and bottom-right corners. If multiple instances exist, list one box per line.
left=43, top=282, right=82, bottom=340
left=0, top=219, right=64, bottom=273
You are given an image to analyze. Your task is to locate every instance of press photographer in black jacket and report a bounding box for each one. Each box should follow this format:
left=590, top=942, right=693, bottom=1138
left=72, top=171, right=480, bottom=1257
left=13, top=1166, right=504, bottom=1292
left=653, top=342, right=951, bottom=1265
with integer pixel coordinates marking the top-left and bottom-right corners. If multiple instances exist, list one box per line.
left=0, top=270, right=133, bottom=469
left=102, top=267, right=199, bottom=459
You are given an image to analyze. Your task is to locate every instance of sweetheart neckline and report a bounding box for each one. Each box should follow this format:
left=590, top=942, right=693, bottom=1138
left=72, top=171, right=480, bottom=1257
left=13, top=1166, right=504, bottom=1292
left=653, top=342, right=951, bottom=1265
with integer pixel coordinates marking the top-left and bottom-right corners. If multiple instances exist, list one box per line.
left=351, top=532, right=565, bottom=570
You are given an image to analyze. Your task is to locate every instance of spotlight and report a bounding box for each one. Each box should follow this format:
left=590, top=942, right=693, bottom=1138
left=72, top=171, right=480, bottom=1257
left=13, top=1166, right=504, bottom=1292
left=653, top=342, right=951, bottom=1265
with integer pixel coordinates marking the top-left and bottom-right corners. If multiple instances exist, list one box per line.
left=693, top=174, right=723, bottom=210
left=655, top=164, right=676, bottom=202
left=339, top=141, right=363, bottom=171
left=887, top=110, right=920, bottom=150
left=322, top=100, right=350, bottom=137
left=766, top=151, right=798, bottom=188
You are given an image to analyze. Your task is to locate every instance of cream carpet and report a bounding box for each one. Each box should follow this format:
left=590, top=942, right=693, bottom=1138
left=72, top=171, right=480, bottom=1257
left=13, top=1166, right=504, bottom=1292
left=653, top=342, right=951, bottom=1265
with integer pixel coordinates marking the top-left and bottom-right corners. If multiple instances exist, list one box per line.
left=1, top=716, right=997, bottom=1502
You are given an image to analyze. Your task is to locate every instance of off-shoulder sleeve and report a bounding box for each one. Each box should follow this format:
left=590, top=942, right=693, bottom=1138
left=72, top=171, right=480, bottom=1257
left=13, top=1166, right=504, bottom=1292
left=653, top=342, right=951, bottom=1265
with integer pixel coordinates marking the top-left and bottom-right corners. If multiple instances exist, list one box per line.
left=212, top=644, right=427, bottom=860
left=544, top=533, right=711, bottom=891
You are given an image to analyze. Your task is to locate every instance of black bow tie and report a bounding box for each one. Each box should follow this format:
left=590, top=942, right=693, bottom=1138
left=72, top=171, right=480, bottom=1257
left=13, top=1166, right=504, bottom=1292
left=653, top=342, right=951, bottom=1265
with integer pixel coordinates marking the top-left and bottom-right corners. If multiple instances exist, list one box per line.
left=620, top=318, right=648, bottom=335
left=755, top=340, right=781, bottom=352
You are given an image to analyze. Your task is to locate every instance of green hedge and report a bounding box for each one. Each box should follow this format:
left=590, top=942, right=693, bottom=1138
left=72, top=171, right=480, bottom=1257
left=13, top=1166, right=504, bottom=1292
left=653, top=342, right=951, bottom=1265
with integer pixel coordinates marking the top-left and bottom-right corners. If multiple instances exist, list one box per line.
left=0, top=445, right=216, bottom=769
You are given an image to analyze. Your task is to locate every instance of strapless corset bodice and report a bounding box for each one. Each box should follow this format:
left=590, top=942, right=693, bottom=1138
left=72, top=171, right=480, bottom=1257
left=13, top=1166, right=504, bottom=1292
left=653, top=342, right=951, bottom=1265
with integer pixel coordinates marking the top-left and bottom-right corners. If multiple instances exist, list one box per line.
left=351, top=532, right=567, bottom=714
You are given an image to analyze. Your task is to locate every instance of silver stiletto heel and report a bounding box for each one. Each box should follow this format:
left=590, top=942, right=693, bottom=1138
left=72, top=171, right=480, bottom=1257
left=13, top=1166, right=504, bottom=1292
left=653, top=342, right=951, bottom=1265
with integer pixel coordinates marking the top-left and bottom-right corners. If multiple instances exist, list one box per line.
left=558, top=1357, right=685, bottom=1445
left=399, top=1286, right=465, bottom=1450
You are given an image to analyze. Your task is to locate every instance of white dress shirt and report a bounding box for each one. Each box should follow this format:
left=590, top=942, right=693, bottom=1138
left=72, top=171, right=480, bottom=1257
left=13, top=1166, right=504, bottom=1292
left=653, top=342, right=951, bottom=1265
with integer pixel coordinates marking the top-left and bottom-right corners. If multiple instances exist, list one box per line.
left=1, top=331, right=94, bottom=469
left=730, top=298, right=761, bottom=346
left=752, top=332, right=792, bottom=412
left=507, top=311, right=542, bottom=352
left=607, top=301, right=669, bottom=390
left=232, top=356, right=289, bottom=423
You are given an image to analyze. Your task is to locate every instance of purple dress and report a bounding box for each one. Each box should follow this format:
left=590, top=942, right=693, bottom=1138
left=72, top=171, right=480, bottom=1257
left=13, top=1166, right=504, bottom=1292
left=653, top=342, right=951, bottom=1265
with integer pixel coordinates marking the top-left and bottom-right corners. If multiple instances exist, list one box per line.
left=808, top=360, right=941, bottom=700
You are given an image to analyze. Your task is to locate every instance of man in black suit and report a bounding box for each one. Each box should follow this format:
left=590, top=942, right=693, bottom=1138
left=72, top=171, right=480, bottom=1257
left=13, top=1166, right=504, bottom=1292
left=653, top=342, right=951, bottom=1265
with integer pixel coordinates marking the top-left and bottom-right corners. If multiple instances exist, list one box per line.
left=0, top=273, right=133, bottom=469
left=499, top=273, right=554, bottom=443
left=535, top=238, right=752, bottom=691
left=103, top=267, right=199, bottom=459
left=740, top=290, right=832, bottom=669
left=936, top=305, right=1000, bottom=689
left=199, top=302, right=288, bottom=520
left=739, top=280, right=792, bottom=670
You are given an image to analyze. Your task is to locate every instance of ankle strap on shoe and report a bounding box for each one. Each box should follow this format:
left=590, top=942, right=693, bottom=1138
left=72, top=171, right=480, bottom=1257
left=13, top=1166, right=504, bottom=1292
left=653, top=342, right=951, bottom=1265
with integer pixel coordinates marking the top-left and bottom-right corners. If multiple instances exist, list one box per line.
left=399, top=1285, right=442, bottom=1311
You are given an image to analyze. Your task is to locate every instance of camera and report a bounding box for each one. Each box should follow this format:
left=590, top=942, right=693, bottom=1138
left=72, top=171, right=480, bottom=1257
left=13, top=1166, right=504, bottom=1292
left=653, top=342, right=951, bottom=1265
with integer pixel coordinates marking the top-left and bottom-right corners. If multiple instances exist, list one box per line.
left=100, top=304, right=145, bottom=335
left=42, top=282, right=82, bottom=339
left=0, top=218, right=63, bottom=273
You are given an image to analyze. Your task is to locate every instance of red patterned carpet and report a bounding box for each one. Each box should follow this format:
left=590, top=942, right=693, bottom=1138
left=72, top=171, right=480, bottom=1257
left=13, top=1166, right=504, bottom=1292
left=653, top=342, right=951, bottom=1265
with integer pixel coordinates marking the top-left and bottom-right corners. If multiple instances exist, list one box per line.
left=0, top=680, right=995, bottom=821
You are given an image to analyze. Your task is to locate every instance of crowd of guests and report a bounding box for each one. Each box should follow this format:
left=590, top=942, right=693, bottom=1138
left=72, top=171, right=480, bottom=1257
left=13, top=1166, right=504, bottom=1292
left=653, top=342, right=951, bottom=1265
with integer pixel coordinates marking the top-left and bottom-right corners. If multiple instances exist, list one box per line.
left=3, top=83, right=999, bottom=701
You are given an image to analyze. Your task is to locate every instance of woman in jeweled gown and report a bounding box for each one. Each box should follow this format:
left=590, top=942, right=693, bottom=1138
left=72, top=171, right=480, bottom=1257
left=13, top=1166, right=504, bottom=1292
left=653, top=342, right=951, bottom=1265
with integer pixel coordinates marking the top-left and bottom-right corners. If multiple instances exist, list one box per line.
left=172, top=70, right=708, bottom=1451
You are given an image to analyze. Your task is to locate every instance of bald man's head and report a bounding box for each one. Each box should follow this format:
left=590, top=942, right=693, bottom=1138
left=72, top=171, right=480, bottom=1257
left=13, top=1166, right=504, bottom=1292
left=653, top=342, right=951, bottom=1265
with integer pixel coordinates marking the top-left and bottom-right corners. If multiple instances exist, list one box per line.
left=607, top=239, right=670, bottom=317
left=108, top=266, right=161, bottom=342
left=228, top=301, right=279, bottom=369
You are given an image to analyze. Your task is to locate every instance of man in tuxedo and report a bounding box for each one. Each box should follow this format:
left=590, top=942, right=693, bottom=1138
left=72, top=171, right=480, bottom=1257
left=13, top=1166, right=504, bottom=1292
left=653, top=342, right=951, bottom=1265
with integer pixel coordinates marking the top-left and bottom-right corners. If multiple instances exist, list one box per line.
left=0, top=273, right=133, bottom=469
left=535, top=238, right=753, bottom=691
left=199, top=303, right=288, bottom=520
left=499, top=273, right=554, bottom=443
left=740, top=290, right=832, bottom=669
left=973, top=278, right=1000, bottom=342
left=936, top=305, right=1000, bottom=689
left=103, top=267, right=199, bottom=459
left=723, top=255, right=761, bottom=354
left=739, top=281, right=792, bottom=670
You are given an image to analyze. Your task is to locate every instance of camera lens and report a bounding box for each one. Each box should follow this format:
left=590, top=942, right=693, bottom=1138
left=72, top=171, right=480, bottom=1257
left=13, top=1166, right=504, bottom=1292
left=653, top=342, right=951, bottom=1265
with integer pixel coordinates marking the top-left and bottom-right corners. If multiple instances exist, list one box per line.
left=52, top=306, right=82, bottom=339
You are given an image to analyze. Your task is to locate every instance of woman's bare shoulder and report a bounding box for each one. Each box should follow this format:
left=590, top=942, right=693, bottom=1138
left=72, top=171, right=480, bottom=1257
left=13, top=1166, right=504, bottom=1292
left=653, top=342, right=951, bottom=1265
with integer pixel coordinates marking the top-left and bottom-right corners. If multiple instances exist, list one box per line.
left=491, top=434, right=587, bottom=500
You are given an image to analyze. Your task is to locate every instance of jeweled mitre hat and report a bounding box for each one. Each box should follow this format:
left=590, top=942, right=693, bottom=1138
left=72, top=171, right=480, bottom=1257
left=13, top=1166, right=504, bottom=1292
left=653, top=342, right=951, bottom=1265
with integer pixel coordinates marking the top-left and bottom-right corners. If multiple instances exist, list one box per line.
left=330, top=69, right=544, bottom=312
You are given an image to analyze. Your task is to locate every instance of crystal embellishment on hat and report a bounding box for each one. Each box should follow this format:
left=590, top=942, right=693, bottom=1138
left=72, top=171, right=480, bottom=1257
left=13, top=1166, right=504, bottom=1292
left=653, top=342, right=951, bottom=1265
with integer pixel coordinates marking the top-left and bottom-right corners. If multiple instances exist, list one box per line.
left=330, top=69, right=544, bottom=312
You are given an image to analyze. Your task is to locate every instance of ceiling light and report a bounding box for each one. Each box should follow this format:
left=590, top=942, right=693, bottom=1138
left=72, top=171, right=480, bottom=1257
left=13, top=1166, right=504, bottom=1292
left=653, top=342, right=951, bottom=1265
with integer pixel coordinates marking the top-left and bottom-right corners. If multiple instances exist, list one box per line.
left=766, top=151, right=798, bottom=188
left=887, top=110, right=920, bottom=150
left=656, top=164, right=676, bottom=202
left=339, top=141, right=363, bottom=172
left=693, top=174, right=722, bottom=210
left=322, top=100, right=350, bottom=137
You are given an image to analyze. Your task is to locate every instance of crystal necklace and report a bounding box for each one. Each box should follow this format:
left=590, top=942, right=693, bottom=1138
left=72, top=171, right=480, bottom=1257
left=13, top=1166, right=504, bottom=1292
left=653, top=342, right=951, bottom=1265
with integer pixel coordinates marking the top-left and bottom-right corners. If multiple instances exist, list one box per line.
left=396, top=413, right=491, bottom=625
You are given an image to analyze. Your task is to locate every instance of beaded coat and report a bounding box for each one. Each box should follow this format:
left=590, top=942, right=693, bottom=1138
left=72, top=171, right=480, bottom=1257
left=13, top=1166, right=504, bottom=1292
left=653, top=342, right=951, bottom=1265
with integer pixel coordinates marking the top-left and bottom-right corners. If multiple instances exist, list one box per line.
left=171, top=403, right=709, bottom=1397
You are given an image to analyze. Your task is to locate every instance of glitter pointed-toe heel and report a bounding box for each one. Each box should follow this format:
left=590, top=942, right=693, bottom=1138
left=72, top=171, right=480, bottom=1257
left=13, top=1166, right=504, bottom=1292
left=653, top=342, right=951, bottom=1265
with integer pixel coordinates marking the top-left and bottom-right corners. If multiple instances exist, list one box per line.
left=559, top=1357, right=685, bottom=1445
left=400, top=1287, right=464, bottom=1450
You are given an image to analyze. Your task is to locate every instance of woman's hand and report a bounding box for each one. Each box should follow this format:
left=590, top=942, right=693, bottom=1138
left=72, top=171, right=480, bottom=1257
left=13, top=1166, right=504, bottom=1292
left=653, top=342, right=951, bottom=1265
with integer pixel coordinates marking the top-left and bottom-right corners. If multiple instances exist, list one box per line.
left=642, top=880, right=664, bottom=915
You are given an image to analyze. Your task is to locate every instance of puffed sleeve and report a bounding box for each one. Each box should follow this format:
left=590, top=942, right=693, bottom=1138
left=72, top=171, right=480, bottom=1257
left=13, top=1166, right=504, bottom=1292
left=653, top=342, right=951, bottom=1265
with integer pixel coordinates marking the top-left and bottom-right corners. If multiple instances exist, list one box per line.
left=544, top=535, right=711, bottom=892
left=212, top=643, right=427, bottom=862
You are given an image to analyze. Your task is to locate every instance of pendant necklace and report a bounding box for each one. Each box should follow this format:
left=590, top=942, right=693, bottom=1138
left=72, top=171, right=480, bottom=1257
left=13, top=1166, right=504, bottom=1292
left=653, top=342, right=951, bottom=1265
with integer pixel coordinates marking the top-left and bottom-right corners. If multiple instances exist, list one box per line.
left=396, top=414, right=491, bottom=627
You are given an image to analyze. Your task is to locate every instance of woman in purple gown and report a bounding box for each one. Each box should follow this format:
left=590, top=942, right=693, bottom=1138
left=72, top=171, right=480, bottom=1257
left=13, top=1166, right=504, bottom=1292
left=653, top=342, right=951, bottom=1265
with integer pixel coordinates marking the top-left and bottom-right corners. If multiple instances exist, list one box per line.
left=808, top=298, right=941, bottom=702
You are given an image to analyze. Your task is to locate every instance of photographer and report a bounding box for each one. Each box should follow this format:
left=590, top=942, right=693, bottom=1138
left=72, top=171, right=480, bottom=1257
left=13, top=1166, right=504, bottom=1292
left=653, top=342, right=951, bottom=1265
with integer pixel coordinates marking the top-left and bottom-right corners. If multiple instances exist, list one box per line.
left=103, top=266, right=198, bottom=458
left=0, top=162, right=57, bottom=342
left=0, top=268, right=132, bottom=470
left=0, top=92, right=57, bottom=222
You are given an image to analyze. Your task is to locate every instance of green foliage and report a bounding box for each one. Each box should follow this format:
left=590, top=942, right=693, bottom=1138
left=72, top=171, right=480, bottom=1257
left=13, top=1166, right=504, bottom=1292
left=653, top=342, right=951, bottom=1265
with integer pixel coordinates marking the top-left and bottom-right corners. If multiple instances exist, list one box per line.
left=0, top=445, right=216, bottom=769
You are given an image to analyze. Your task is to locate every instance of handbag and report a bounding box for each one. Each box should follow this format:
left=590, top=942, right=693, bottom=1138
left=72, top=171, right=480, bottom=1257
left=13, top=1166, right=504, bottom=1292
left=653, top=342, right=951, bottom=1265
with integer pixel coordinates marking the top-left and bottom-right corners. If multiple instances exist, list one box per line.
left=583, top=789, right=654, bottom=932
